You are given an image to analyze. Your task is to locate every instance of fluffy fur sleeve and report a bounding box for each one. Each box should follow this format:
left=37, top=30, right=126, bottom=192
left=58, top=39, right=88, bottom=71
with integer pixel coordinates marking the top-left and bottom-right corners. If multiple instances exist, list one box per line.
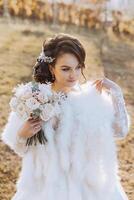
left=81, top=81, right=130, bottom=140
left=1, top=111, right=28, bottom=157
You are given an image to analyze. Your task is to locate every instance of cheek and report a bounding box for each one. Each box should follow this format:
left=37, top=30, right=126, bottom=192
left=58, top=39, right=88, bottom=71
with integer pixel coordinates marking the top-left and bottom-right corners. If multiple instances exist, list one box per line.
left=76, top=69, right=81, bottom=77
left=55, top=70, right=69, bottom=81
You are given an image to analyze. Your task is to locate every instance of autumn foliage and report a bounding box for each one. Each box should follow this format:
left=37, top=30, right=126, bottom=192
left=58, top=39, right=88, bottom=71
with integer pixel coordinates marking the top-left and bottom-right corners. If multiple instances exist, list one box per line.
left=0, top=0, right=102, bottom=28
left=0, top=0, right=134, bottom=36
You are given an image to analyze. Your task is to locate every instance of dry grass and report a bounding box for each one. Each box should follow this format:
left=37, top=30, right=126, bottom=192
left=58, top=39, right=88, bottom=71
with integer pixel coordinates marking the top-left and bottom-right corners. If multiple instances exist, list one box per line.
left=0, top=18, right=133, bottom=200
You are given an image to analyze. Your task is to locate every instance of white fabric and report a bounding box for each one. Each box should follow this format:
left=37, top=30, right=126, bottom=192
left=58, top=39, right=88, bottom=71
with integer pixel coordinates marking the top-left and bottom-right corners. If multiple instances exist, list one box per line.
left=1, top=81, right=129, bottom=200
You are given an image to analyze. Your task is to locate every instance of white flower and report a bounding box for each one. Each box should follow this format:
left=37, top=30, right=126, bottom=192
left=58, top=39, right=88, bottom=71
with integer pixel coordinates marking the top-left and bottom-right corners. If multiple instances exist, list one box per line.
left=16, top=103, right=26, bottom=117
left=25, top=97, right=40, bottom=110
left=9, top=97, right=18, bottom=111
left=40, top=104, right=55, bottom=121
left=21, top=90, right=33, bottom=100
left=13, top=83, right=32, bottom=98
left=22, top=112, right=30, bottom=121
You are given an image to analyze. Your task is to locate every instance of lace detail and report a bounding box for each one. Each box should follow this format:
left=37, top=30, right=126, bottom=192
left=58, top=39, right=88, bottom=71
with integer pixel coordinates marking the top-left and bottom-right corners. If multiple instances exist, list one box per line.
left=110, top=87, right=129, bottom=139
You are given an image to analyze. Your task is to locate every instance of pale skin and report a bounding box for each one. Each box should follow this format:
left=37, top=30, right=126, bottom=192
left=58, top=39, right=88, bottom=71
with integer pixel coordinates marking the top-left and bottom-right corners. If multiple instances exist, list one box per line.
left=49, top=53, right=82, bottom=93
left=18, top=53, right=124, bottom=139
left=18, top=116, right=43, bottom=139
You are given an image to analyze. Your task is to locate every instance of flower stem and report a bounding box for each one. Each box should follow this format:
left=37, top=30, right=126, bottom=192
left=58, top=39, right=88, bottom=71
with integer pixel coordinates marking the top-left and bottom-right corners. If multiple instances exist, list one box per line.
left=26, top=129, right=48, bottom=146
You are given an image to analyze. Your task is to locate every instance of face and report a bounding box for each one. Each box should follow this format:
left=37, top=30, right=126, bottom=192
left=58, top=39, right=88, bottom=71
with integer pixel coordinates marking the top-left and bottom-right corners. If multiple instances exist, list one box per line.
left=50, top=53, right=82, bottom=90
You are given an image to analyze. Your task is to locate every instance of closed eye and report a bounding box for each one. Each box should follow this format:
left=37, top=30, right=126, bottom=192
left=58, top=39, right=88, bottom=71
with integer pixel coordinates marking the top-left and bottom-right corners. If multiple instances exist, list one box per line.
left=76, top=65, right=81, bottom=69
left=62, top=68, right=70, bottom=71
left=61, top=64, right=82, bottom=71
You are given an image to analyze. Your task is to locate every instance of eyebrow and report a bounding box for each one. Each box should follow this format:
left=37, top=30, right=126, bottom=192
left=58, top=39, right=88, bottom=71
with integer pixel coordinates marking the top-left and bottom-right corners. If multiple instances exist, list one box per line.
left=60, top=64, right=80, bottom=68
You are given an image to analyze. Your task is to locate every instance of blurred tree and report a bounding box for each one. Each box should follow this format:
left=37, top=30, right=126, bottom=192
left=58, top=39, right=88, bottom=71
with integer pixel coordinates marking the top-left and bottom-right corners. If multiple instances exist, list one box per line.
left=52, top=0, right=58, bottom=25
left=3, top=0, right=10, bottom=18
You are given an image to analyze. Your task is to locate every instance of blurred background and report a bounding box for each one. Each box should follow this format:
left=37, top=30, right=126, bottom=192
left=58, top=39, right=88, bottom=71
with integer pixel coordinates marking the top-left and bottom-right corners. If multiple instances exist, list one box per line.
left=0, top=0, right=133, bottom=199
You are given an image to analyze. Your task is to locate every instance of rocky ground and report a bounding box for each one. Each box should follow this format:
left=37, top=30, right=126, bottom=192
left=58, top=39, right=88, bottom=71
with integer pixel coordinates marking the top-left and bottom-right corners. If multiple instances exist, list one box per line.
left=0, top=18, right=133, bottom=200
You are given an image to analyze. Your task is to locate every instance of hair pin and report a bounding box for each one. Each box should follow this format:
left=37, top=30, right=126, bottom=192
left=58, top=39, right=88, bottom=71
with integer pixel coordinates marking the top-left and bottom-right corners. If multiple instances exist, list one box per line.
left=37, top=47, right=55, bottom=63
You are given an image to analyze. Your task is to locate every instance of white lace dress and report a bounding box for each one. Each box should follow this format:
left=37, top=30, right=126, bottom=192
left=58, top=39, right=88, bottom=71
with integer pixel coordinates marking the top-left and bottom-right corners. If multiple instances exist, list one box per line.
left=1, top=81, right=130, bottom=200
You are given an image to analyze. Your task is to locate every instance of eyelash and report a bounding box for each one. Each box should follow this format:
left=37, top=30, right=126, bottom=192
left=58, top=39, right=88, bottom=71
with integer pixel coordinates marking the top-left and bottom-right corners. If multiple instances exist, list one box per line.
left=62, top=66, right=81, bottom=71
left=62, top=68, right=69, bottom=71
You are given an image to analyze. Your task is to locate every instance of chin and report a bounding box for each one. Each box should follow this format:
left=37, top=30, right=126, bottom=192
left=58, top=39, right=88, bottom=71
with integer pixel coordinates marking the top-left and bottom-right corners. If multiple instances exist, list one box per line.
left=66, top=81, right=77, bottom=88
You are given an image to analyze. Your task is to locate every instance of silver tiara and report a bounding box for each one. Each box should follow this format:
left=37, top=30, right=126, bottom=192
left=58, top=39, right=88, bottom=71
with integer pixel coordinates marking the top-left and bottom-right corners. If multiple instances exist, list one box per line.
left=37, top=47, right=55, bottom=63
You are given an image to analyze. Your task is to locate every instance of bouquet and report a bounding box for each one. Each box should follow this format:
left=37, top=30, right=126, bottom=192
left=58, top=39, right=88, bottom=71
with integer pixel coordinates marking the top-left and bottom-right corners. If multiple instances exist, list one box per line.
left=9, top=81, right=67, bottom=146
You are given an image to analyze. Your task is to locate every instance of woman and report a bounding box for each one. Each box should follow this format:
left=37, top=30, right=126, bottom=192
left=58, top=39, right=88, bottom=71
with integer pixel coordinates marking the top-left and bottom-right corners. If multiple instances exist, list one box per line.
left=1, top=33, right=130, bottom=200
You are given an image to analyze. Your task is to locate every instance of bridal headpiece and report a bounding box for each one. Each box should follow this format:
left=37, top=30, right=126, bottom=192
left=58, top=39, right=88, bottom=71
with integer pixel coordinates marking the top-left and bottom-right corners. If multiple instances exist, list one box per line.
left=37, top=47, right=55, bottom=63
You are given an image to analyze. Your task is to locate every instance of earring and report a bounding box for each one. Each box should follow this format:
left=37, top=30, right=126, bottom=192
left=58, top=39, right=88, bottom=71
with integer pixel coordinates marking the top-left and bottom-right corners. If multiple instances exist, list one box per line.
left=52, top=73, right=55, bottom=81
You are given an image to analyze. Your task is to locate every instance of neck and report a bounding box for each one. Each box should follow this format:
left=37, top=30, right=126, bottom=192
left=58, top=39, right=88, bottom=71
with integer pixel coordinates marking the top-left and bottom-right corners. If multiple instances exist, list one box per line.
left=51, top=82, right=73, bottom=94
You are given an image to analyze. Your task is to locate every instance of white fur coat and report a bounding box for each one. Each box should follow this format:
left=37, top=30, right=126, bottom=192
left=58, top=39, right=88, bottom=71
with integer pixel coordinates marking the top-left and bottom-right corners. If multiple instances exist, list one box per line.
left=1, top=81, right=129, bottom=200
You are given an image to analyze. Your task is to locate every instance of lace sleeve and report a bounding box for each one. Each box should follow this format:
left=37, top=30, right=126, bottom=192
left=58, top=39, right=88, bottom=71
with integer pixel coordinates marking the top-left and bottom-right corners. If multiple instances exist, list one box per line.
left=110, top=87, right=130, bottom=139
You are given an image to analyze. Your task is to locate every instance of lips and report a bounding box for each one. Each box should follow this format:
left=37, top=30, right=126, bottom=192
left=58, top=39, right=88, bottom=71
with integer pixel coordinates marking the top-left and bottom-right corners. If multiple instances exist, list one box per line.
left=67, top=79, right=76, bottom=82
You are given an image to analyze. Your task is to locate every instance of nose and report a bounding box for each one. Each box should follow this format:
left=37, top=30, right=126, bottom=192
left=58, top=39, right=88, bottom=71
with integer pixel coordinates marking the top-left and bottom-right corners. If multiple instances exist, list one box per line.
left=69, top=69, right=76, bottom=79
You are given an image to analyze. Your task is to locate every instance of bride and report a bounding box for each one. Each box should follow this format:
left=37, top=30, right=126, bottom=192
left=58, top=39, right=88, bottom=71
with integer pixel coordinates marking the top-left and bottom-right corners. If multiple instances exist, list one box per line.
left=1, top=33, right=130, bottom=200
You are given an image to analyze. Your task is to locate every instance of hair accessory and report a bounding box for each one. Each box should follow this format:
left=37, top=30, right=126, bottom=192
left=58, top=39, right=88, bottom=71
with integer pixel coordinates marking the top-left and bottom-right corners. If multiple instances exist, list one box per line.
left=37, top=47, right=55, bottom=63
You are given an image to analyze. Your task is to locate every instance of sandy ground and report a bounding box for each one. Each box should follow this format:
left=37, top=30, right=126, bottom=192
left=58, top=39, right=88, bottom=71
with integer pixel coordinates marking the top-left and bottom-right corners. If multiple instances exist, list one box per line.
left=0, top=19, right=133, bottom=200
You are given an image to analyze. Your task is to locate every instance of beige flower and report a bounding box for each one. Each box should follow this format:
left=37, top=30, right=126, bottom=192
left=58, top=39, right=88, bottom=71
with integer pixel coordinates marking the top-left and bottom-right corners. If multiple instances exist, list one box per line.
left=37, top=93, right=48, bottom=103
left=25, top=97, right=40, bottom=110
left=21, top=91, right=32, bottom=100
left=40, top=104, right=54, bottom=121
left=16, top=103, right=26, bottom=117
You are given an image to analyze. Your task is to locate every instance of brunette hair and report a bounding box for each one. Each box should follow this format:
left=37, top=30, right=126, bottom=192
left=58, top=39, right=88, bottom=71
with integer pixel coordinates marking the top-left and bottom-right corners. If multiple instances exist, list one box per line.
left=33, top=33, right=86, bottom=84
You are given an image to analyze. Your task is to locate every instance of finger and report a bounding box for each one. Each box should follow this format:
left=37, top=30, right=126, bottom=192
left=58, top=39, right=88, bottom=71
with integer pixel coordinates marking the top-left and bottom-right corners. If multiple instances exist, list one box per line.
left=32, top=129, right=40, bottom=135
left=33, top=124, right=42, bottom=129
left=32, top=126, right=42, bottom=134
left=96, top=85, right=102, bottom=93
left=95, top=80, right=102, bottom=85
left=31, top=121, right=42, bottom=127
left=95, top=80, right=103, bottom=89
left=29, top=117, right=42, bottom=123
left=92, top=79, right=102, bottom=85
left=99, top=82, right=103, bottom=93
left=92, top=80, right=101, bottom=85
left=30, top=119, right=42, bottom=126
left=32, top=124, right=41, bottom=130
left=28, top=116, right=33, bottom=120
left=96, top=81, right=103, bottom=93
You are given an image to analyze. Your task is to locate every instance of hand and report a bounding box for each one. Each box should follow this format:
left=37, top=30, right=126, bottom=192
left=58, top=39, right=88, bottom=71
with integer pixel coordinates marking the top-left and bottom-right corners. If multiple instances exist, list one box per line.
left=18, top=116, right=43, bottom=139
left=92, top=76, right=121, bottom=94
